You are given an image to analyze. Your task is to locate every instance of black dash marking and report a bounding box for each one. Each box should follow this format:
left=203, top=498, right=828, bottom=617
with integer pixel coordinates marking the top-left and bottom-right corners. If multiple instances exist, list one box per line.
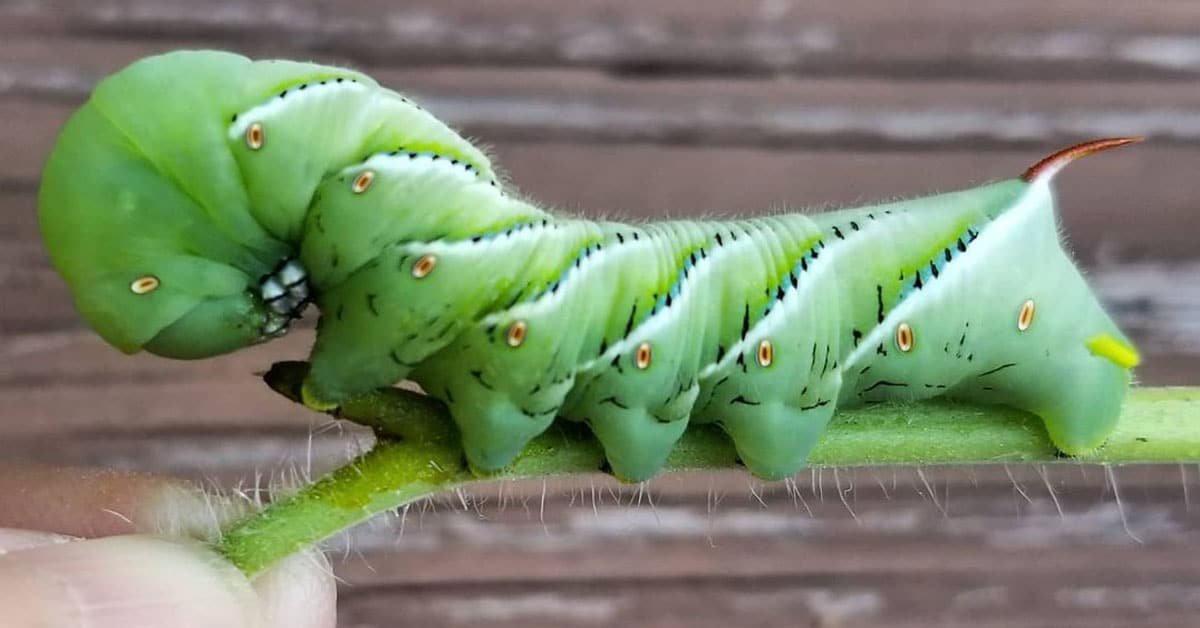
left=800, top=399, right=830, bottom=411
left=977, top=362, right=1017, bottom=377
left=850, top=221, right=860, bottom=231
left=740, top=303, right=751, bottom=339
left=610, top=355, right=624, bottom=373
left=859, top=365, right=872, bottom=375
left=1136, top=437, right=1149, bottom=443
left=930, top=261, right=939, bottom=278
left=957, top=238, right=968, bottom=252
left=617, top=233, right=625, bottom=243
left=598, top=338, right=608, bottom=355
left=599, top=395, right=630, bottom=410
left=716, top=344, right=726, bottom=362
left=944, top=248, right=953, bottom=262
left=810, top=344, right=818, bottom=368
left=876, top=343, right=888, bottom=356
left=623, top=305, right=639, bottom=337
left=852, top=328, right=863, bottom=347
left=863, top=380, right=908, bottom=393
left=832, top=226, right=845, bottom=239
left=444, top=387, right=455, bottom=403
left=366, top=294, right=380, bottom=316
left=730, top=395, right=760, bottom=406
left=470, top=369, right=494, bottom=390
left=715, top=233, right=724, bottom=246
left=876, top=285, right=885, bottom=322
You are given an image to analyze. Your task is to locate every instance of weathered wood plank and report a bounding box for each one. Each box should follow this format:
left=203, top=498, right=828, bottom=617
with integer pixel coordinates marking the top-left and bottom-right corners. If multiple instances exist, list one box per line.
left=1, top=3, right=1196, bottom=626
left=7, top=39, right=1200, bottom=153
left=4, top=0, right=1200, bottom=80
left=335, top=575, right=1200, bottom=628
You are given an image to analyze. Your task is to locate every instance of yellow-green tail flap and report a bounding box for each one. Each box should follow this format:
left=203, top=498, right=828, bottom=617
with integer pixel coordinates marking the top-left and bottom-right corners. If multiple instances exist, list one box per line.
left=1086, top=334, right=1141, bottom=369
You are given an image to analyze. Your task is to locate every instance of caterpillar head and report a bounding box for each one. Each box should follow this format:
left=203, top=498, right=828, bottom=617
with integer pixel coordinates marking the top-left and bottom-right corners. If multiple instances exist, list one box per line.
left=37, top=50, right=309, bottom=359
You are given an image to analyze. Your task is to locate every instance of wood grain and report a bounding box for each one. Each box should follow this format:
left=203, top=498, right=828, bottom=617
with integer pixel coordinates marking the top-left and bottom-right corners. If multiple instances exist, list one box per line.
left=2, top=2, right=1198, bottom=626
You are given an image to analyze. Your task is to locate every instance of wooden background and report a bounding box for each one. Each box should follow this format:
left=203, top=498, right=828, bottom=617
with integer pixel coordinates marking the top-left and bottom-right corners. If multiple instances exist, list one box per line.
left=3, top=1, right=1200, bottom=626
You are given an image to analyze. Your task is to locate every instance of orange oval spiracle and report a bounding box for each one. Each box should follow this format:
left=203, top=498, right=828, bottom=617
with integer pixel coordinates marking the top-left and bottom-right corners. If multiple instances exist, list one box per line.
left=506, top=321, right=527, bottom=347
left=896, top=322, right=914, bottom=352
left=756, top=339, right=774, bottom=367
left=1018, top=299, right=1036, bottom=331
left=635, top=342, right=653, bottom=369
left=130, top=275, right=160, bottom=295
left=351, top=170, right=375, bottom=194
left=245, top=122, right=264, bottom=150
left=411, top=255, right=437, bottom=279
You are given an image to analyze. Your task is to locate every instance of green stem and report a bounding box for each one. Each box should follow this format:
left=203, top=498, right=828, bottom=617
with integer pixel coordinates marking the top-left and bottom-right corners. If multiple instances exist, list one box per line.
left=214, top=362, right=1200, bottom=576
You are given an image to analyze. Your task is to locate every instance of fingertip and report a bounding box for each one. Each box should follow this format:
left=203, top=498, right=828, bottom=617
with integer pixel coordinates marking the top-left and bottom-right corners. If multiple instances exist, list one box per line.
left=252, top=548, right=338, bottom=628
left=0, top=535, right=265, bottom=628
left=0, top=527, right=77, bottom=554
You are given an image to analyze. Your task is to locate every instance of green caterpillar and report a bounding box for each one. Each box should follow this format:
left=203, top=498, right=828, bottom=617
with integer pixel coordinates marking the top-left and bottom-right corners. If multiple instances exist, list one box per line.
left=39, top=50, right=1141, bottom=481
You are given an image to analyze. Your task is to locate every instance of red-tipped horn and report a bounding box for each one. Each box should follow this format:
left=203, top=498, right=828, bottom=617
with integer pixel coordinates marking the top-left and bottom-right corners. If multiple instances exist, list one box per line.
left=1021, top=137, right=1143, bottom=183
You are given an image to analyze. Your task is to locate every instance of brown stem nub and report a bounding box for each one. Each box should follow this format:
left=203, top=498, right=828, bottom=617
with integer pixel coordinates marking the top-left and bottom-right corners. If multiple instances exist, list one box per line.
left=1021, top=137, right=1143, bottom=183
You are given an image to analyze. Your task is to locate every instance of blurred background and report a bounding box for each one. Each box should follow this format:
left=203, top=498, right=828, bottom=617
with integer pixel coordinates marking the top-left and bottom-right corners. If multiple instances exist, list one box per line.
left=2, top=1, right=1199, bottom=626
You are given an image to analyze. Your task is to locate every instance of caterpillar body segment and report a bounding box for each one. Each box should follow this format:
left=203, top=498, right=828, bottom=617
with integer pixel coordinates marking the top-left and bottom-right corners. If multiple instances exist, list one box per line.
left=38, top=51, right=1140, bottom=481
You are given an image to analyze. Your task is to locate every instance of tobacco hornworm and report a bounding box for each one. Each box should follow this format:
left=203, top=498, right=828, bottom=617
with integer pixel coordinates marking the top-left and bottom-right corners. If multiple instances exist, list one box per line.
left=39, top=50, right=1141, bottom=481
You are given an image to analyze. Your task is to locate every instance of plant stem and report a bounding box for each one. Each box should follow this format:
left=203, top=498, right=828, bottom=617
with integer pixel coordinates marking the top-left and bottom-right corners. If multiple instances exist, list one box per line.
left=214, top=362, right=1200, bottom=576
